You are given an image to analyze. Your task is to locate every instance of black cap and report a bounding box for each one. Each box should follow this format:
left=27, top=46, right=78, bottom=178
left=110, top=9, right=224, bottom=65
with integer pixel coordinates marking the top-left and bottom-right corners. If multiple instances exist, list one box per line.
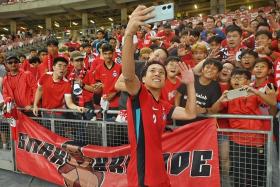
left=6, top=53, right=19, bottom=62
left=46, top=37, right=59, bottom=46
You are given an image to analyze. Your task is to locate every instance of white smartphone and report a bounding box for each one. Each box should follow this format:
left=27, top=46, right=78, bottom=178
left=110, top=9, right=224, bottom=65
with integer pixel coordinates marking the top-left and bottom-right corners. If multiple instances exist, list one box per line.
left=226, top=88, right=248, bottom=100
left=144, top=3, right=174, bottom=24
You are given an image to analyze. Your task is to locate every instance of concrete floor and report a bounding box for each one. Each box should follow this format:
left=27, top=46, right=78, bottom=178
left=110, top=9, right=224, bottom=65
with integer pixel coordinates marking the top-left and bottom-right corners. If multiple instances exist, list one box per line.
left=0, top=168, right=61, bottom=187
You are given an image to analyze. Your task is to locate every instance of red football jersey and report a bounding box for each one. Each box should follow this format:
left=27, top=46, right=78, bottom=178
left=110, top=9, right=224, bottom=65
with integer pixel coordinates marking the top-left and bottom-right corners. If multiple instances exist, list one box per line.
left=156, top=31, right=175, bottom=49
left=161, top=78, right=181, bottom=105
left=221, top=95, right=269, bottom=146
left=3, top=70, right=37, bottom=108
left=39, top=73, right=71, bottom=109
left=94, top=61, right=121, bottom=108
left=126, top=84, right=174, bottom=186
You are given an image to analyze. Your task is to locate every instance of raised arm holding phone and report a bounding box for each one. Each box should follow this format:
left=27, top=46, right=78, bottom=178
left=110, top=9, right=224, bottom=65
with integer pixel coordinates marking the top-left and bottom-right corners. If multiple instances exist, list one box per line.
left=115, top=5, right=197, bottom=187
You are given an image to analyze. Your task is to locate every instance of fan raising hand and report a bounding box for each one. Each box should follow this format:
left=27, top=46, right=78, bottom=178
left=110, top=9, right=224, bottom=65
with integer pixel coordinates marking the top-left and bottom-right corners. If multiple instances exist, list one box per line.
left=178, top=61, right=194, bottom=85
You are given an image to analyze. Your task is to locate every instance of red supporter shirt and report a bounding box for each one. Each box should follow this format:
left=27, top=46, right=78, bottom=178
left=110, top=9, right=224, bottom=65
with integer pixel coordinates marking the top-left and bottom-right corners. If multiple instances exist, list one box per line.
left=21, top=59, right=30, bottom=71
left=161, top=78, right=181, bottom=105
left=89, top=56, right=103, bottom=73
left=156, top=31, right=175, bottom=49
left=180, top=52, right=195, bottom=67
left=84, top=53, right=97, bottom=70
left=38, top=73, right=71, bottom=109
left=42, top=54, right=59, bottom=72
left=221, top=95, right=269, bottom=146
left=3, top=70, right=37, bottom=107
left=64, top=42, right=81, bottom=50
left=94, top=61, right=121, bottom=108
left=68, top=69, right=95, bottom=103
left=127, top=84, right=174, bottom=186
left=143, top=31, right=156, bottom=47
left=22, top=61, right=41, bottom=81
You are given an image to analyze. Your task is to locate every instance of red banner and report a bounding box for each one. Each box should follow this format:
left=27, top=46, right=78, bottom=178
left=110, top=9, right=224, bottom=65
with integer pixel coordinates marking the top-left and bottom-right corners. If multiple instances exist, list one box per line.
left=15, top=112, right=220, bottom=187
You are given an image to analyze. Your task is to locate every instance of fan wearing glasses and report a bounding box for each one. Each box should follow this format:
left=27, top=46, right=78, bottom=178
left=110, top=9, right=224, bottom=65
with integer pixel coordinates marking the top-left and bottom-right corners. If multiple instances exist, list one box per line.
left=2, top=54, right=37, bottom=114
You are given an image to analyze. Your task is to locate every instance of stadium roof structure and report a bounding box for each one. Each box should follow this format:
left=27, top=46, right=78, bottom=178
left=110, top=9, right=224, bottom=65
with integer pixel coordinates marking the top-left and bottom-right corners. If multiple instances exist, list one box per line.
left=0, top=0, right=271, bottom=33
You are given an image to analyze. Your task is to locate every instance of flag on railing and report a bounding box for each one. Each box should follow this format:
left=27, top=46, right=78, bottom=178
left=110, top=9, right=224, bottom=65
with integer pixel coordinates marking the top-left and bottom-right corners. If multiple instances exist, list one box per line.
left=14, top=111, right=220, bottom=187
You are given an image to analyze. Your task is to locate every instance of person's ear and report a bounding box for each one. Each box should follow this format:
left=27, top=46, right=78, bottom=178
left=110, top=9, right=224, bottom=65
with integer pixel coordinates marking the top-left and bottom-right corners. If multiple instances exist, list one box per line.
left=142, top=77, right=146, bottom=83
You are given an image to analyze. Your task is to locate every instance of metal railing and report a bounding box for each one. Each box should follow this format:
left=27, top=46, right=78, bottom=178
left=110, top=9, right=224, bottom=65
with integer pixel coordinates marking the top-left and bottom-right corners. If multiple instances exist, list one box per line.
left=0, top=109, right=277, bottom=187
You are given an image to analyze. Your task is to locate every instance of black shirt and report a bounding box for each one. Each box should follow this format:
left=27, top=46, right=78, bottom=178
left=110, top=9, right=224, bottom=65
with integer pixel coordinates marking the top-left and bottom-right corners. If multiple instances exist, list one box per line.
left=176, top=75, right=221, bottom=125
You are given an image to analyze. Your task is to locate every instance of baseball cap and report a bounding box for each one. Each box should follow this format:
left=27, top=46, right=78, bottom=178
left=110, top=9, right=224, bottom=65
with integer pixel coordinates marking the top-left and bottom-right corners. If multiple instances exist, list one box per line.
left=71, top=51, right=84, bottom=61
left=6, top=53, right=19, bottom=62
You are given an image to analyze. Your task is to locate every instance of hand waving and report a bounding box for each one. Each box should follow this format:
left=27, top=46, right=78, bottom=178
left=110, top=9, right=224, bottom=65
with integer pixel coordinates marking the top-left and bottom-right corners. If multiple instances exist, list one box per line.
left=177, top=61, right=194, bottom=85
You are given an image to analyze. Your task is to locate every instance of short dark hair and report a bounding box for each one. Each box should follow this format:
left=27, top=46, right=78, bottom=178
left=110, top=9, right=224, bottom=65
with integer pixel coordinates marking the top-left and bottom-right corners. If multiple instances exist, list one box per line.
left=254, top=57, right=273, bottom=69
left=225, top=24, right=242, bottom=36
left=46, top=37, right=59, bottom=46
left=108, top=37, right=117, bottom=42
left=255, top=30, right=272, bottom=39
left=18, top=54, right=26, bottom=59
left=256, top=22, right=270, bottom=30
left=96, top=29, right=105, bottom=34
left=202, top=58, right=223, bottom=71
left=101, top=43, right=114, bottom=53
left=165, top=56, right=181, bottom=66
left=208, top=35, right=223, bottom=44
left=141, top=61, right=167, bottom=80
left=207, top=16, right=215, bottom=22
left=190, top=28, right=200, bottom=38
left=29, top=56, right=41, bottom=64
left=240, top=49, right=258, bottom=59
left=231, top=68, right=251, bottom=80
left=38, top=48, right=47, bottom=55
left=53, top=56, right=68, bottom=66
left=30, top=48, right=37, bottom=52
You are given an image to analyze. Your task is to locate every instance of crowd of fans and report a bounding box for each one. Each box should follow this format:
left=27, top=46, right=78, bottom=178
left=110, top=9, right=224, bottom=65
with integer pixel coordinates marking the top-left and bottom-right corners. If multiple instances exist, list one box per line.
left=0, top=4, right=280, bottom=186
left=0, top=0, right=35, bottom=5
left=0, top=32, right=49, bottom=52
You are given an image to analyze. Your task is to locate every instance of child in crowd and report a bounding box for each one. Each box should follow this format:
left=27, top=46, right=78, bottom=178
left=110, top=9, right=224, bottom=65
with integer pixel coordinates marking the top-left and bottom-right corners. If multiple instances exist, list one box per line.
left=208, top=35, right=223, bottom=51
left=205, top=68, right=277, bottom=187
left=161, top=56, right=181, bottom=105
left=240, top=49, right=258, bottom=73
left=175, top=58, right=222, bottom=125
left=251, top=58, right=277, bottom=115
left=139, top=47, right=153, bottom=62
left=191, top=42, right=208, bottom=65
